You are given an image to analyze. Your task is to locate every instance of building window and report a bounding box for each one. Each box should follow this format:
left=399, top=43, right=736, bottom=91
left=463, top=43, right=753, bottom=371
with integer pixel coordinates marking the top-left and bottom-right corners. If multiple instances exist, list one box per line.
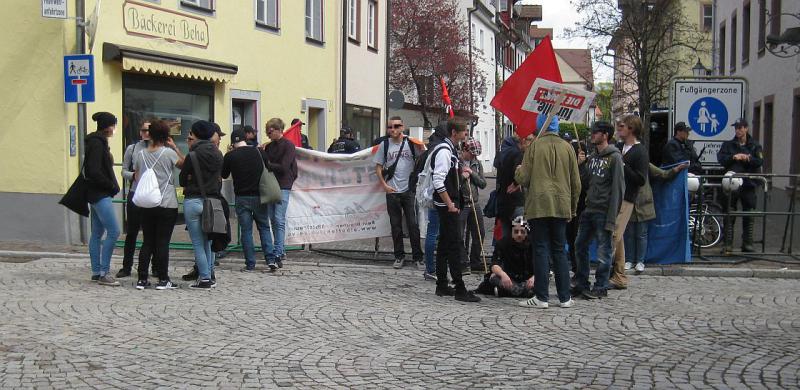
left=348, top=0, right=360, bottom=42
left=719, top=22, right=726, bottom=74
left=792, top=89, right=800, bottom=181
left=490, top=37, right=494, bottom=60
left=498, top=0, right=507, bottom=12
left=743, top=2, right=751, bottom=65
left=367, top=0, right=377, bottom=49
left=758, top=0, right=766, bottom=55
left=770, top=0, right=781, bottom=37
left=256, top=0, right=279, bottom=30
left=753, top=102, right=762, bottom=141
left=701, top=3, right=713, bottom=31
left=764, top=98, right=774, bottom=173
left=181, top=0, right=214, bottom=12
left=730, top=12, right=737, bottom=73
left=344, top=104, right=380, bottom=149
left=479, top=29, right=485, bottom=53
left=306, top=0, right=324, bottom=43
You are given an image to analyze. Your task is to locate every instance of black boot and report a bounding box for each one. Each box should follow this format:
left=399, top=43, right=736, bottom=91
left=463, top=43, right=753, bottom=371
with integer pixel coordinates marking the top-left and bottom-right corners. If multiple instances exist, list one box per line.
left=722, top=216, right=735, bottom=255
left=741, top=217, right=755, bottom=252
left=182, top=265, right=199, bottom=281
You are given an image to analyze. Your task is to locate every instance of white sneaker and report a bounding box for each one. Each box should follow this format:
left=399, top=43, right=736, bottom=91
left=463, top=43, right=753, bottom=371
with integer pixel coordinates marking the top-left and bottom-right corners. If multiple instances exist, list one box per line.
left=624, top=262, right=633, bottom=270
left=635, top=262, right=645, bottom=273
left=519, top=296, right=549, bottom=309
left=559, top=299, right=575, bottom=308
left=393, top=258, right=404, bottom=269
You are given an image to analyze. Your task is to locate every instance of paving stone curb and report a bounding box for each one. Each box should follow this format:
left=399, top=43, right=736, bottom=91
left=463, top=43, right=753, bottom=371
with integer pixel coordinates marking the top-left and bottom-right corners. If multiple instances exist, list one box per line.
left=2, top=250, right=799, bottom=279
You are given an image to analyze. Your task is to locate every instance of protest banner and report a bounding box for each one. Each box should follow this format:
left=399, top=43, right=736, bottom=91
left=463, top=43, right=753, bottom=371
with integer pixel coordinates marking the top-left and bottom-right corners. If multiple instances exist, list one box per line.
left=285, top=148, right=391, bottom=245
left=522, top=78, right=597, bottom=124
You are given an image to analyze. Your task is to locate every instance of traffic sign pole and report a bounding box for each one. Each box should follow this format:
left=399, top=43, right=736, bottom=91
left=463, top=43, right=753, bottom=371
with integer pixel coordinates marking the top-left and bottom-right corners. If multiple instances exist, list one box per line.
left=76, top=0, right=87, bottom=244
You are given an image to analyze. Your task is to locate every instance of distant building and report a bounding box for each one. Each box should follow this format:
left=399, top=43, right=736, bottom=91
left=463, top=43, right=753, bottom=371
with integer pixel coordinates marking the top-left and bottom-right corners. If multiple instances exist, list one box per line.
left=555, top=49, right=596, bottom=125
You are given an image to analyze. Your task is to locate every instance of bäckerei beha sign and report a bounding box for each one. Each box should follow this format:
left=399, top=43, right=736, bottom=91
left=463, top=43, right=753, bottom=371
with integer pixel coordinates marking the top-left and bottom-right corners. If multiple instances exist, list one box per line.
left=123, top=1, right=209, bottom=48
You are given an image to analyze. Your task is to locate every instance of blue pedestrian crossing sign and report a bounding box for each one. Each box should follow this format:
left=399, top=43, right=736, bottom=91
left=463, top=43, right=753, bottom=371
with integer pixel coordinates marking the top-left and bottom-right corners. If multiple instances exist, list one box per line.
left=688, top=97, right=728, bottom=137
left=64, top=54, right=95, bottom=103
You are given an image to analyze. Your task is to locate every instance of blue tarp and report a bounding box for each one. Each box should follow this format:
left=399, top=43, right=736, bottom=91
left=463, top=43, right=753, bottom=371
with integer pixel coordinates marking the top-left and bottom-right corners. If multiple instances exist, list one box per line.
left=645, top=167, right=691, bottom=264
left=580, top=166, right=691, bottom=264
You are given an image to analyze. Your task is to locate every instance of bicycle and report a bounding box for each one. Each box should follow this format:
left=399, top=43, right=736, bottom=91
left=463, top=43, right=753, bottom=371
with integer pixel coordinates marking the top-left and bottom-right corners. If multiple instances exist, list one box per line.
left=689, top=201, right=723, bottom=248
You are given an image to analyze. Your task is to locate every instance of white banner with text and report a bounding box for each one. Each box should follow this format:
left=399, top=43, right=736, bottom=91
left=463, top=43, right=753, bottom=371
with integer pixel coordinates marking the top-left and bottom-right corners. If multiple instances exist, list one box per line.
left=285, top=148, right=390, bottom=245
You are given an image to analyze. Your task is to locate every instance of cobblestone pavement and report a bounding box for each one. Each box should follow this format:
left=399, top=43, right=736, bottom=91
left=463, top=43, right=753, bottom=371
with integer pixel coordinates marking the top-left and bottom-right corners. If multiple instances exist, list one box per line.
left=1, top=257, right=799, bottom=389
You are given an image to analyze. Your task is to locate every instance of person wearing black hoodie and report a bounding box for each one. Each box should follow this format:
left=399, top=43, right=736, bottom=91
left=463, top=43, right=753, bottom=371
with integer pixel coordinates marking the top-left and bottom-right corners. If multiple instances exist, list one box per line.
left=494, top=134, right=533, bottom=240
left=85, top=112, right=122, bottom=286
left=180, top=120, right=224, bottom=289
left=609, top=114, right=649, bottom=290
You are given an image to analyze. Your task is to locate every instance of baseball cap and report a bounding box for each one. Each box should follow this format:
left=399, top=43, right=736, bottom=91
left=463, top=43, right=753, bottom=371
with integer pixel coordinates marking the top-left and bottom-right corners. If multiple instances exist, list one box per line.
left=732, top=118, right=749, bottom=128
left=340, top=126, right=354, bottom=136
left=231, top=128, right=247, bottom=143
left=291, top=118, right=304, bottom=126
left=243, top=125, right=256, bottom=134
left=674, top=121, right=691, bottom=132
left=590, top=121, right=614, bottom=136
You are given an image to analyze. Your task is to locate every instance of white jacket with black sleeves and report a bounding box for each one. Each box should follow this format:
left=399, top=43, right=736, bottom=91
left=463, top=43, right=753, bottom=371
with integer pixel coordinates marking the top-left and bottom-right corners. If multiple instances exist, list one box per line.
left=432, top=138, right=461, bottom=208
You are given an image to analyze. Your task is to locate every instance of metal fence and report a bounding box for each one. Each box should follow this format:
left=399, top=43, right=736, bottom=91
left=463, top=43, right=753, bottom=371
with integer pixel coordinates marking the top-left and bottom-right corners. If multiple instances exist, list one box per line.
left=690, top=173, right=799, bottom=262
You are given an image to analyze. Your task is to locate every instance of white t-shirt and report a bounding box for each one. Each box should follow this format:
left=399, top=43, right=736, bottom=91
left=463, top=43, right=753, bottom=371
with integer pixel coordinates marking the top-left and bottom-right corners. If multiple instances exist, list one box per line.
left=373, top=137, right=420, bottom=193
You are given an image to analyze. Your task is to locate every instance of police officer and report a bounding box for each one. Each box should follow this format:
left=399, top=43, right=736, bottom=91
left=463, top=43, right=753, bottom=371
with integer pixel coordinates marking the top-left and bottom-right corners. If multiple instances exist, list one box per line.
left=327, top=126, right=361, bottom=154
left=662, top=121, right=702, bottom=173
left=717, top=118, right=764, bottom=253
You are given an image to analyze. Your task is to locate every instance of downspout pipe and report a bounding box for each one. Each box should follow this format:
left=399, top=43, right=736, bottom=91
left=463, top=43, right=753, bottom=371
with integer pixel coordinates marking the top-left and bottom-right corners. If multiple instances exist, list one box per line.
left=385, top=0, right=391, bottom=124
left=468, top=5, right=478, bottom=136
left=76, top=0, right=87, bottom=244
left=342, top=0, right=348, bottom=128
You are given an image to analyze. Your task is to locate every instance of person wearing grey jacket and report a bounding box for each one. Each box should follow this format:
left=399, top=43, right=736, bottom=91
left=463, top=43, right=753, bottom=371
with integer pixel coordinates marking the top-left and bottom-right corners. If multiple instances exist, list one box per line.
left=116, top=122, right=151, bottom=278
left=572, top=121, right=625, bottom=299
left=458, top=137, right=487, bottom=273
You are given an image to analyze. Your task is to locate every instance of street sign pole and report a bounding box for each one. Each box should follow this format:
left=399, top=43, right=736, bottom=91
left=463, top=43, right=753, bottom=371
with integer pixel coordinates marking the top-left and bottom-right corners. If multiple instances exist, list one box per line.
left=76, top=0, right=87, bottom=244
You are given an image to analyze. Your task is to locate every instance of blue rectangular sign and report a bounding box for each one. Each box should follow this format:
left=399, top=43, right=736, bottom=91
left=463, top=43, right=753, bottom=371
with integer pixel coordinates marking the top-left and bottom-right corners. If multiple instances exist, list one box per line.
left=64, top=54, right=95, bottom=103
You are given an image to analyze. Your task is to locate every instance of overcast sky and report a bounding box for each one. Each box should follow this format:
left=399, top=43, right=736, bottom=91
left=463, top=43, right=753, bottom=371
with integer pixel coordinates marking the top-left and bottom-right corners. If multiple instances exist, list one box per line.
left=540, top=1, right=613, bottom=84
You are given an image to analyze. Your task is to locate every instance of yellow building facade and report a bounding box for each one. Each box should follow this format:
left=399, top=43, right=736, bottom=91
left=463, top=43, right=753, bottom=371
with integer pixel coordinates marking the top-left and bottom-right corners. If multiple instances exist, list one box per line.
left=0, top=0, right=343, bottom=243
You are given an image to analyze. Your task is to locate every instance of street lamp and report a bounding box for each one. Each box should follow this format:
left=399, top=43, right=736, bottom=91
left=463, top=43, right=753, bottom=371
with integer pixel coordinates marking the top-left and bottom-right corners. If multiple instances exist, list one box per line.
left=692, top=58, right=708, bottom=77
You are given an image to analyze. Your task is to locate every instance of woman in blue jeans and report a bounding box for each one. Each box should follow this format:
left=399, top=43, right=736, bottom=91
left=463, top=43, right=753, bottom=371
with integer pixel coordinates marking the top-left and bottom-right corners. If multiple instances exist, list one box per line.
left=179, top=120, right=224, bottom=289
left=84, top=112, right=122, bottom=286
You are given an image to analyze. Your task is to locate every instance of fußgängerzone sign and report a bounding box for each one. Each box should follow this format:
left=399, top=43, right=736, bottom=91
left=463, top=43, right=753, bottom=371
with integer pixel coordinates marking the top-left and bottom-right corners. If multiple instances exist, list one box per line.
left=671, top=78, right=747, bottom=166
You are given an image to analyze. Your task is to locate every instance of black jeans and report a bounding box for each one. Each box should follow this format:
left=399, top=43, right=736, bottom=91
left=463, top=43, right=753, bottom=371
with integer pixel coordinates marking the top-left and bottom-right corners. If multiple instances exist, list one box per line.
left=721, top=186, right=757, bottom=236
left=137, top=207, right=178, bottom=281
left=531, top=217, right=571, bottom=303
left=386, top=191, right=423, bottom=261
left=122, top=194, right=142, bottom=271
left=459, top=206, right=485, bottom=268
left=436, top=206, right=465, bottom=290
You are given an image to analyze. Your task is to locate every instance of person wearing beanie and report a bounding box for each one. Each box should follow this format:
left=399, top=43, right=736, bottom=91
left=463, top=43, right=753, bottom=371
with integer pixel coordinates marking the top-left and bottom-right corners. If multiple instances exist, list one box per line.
left=180, top=120, right=224, bottom=289
left=327, top=126, right=361, bottom=154
left=84, top=112, right=121, bottom=286
left=458, top=137, right=487, bottom=274
left=221, top=128, right=273, bottom=271
left=515, top=115, right=581, bottom=309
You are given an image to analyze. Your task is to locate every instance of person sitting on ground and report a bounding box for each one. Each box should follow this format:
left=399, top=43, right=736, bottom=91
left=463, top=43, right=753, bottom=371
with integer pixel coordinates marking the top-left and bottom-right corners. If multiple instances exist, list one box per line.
left=476, top=216, right=535, bottom=298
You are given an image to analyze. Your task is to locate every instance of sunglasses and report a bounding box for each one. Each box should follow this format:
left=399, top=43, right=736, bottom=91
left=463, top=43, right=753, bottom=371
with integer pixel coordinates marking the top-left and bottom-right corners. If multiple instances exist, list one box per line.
left=390, top=124, right=404, bottom=129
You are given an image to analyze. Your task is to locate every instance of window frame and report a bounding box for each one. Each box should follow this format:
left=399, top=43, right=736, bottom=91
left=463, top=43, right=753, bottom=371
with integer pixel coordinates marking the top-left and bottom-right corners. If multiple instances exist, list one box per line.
left=255, top=0, right=280, bottom=31
left=758, top=0, right=766, bottom=56
left=367, top=0, right=378, bottom=51
left=305, top=0, right=325, bottom=44
left=743, top=1, right=751, bottom=66
left=719, top=21, right=726, bottom=75
left=770, top=0, right=781, bottom=37
left=701, top=3, right=713, bottom=32
left=348, top=0, right=360, bottom=43
left=729, top=11, right=737, bottom=73
left=181, top=0, right=214, bottom=13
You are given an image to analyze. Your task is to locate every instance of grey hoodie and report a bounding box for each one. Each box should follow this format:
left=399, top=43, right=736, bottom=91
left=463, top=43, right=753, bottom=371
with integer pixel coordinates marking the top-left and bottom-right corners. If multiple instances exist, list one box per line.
left=580, top=144, right=625, bottom=231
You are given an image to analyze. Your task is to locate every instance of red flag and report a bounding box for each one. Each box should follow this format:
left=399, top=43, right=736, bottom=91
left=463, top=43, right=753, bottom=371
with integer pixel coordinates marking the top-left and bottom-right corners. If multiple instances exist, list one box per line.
left=283, top=120, right=302, bottom=147
left=440, top=77, right=455, bottom=118
left=490, top=36, right=562, bottom=138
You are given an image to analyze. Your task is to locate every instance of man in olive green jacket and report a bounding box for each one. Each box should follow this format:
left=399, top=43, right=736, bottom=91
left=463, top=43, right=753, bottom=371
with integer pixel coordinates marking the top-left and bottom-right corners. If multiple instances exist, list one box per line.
left=515, top=116, right=582, bottom=309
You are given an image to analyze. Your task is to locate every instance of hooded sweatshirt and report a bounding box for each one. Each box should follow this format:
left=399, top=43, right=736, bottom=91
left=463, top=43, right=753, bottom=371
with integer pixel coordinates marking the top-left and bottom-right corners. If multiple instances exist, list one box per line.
left=580, top=144, right=625, bottom=231
left=495, top=137, right=524, bottom=219
left=180, top=139, right=223, bottom=198
left=84, top=131, right=120, bottom=203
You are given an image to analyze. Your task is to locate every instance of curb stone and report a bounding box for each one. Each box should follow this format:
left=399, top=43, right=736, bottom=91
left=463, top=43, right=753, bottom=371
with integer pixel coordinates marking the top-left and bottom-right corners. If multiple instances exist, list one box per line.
left=2, top=249, right=799, bottom=279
